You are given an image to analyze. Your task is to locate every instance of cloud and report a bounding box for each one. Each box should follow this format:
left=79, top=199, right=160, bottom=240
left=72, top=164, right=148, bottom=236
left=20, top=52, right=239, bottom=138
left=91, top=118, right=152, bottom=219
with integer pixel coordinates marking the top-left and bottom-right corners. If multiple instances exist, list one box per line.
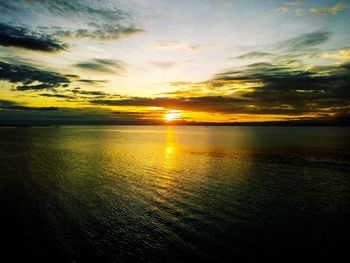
left=238, top=31, right=330, bottom=63
left=273, top=1, right=302, bottom=13
left=285, top=1, right=302, bottom=7
left=0, top=0, right=143, bottom=40
left=54, top=26, right=143, bottom=40
left=274, top=7, right=289, bottom=13
left=280, top=31, right=331, bottom=50
left=75, top=59, right=125, bottom=73
left=90, top=60, right=350, bottom=117
left=47, top=1, right=143, bottom=39
left=0, top=100, right=58, bottom=111
left=70, top=89, right=108, bottom=96
left=151, top=41, right=207, bottom=53
left=237, top=51, right=272, bottom=59
left=273, top=2, right=348, bottom=17
left=321, top=47, right=350, bottom=60
left=77, top=79, right=110, bottom=86
left=0, top=60, right=70, bottom=90
left=309, top=3, right=349, bottom=16
left=213, top=61, right=350, bottom=114
left=37, top=88, right=118, bottom=102
left=0, top=23, right=67, bottom=52
left=39, top=93, right=75, bottom=99
left=70, top=89, right=119, bottom=99
left=110, top=110, right=168, bottom=121
left=90, top=96, right=247, bottom=113
left=295, top=9, right=305, bottom=16
left=89, top=95, right=320, bottom=115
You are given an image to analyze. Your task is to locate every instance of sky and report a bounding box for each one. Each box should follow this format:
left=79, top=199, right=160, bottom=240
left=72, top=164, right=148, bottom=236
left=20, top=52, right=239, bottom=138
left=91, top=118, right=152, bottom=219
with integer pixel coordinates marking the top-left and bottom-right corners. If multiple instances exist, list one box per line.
left=0, top=0, right=349, bottom=124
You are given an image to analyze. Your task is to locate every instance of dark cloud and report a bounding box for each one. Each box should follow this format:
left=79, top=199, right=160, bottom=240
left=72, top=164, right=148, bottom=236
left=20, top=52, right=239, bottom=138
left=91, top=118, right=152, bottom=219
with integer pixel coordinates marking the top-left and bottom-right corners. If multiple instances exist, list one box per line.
left=214, top=61, right=350, bottom=114
left=54, top=26, right=143, bottom=40
left=112, top=111, right=148, bottom=115
left=281, top=31, right=331, bottom=50
left=90, top=96, right=247, bottom=113
left=0, top=61, right=70, bottom=90
left=0, top=23, right=66, bottom=52
left=91, top=61, right=350, bottom=116
left=0, top=100, right=58, bottom=111
left=71, top=90, right=108, bottom=96
left=90, top=96, right=315, bottom=115
left=37, top=89, right=116, bottom=102
left=17, top=84, right=59, bottom=91
left=110, top=109, right=172, bottom=122
left=39, top=93, right=75, bottom=99
left=237, top=51, right=272, bottom=59
left=78, top=79, right=110, bottom=84
left=75, top=59, right=125, bottom=73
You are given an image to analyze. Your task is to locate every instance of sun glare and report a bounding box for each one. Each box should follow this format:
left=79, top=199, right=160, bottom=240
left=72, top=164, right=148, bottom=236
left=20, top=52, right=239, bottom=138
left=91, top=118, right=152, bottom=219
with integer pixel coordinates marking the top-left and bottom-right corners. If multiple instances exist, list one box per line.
left=164, top=110, right=181, bottom=122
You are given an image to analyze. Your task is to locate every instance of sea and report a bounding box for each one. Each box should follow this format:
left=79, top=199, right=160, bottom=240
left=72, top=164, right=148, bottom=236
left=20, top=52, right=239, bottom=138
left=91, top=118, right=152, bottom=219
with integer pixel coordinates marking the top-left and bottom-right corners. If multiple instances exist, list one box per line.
left=0, top=126, right=349, bottom=262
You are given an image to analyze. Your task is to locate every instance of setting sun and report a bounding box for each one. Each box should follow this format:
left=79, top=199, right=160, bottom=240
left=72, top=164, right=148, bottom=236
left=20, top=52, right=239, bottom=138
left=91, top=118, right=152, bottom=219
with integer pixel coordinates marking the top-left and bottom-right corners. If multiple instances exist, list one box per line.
left=164, top=110, right=181, bottom=122
left=0, top=1, right=349, bottom=262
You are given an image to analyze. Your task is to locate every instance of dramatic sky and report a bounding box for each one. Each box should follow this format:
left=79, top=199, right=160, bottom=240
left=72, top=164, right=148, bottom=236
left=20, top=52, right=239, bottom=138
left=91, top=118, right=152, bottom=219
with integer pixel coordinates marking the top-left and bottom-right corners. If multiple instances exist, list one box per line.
left=1, top=0, right=349, bottom=124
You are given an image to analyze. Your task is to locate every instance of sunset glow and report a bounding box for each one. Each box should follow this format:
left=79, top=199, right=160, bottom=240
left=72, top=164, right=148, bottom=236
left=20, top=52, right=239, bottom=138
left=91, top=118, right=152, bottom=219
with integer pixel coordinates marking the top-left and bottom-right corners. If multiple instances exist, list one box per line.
left=0, top=0, right=349, bottom=125
left=1, top=1, right=349, bottom=262
left=164, top=110, right=181, bottom=122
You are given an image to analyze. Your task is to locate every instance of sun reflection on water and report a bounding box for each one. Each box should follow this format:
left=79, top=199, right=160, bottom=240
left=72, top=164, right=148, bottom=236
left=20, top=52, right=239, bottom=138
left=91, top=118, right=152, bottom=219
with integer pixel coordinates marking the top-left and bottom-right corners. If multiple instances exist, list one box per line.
left=150, top=127, right=179, bottom=205
left=165, top=146, right=174, bottom=157
left=164, top=127, right=176, bottom=161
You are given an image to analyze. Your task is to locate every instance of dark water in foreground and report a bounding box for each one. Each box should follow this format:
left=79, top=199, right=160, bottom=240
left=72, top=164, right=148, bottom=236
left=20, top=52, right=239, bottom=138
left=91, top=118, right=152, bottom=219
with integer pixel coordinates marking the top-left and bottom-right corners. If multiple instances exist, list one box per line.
left=0, top=126, right=349, bottom=262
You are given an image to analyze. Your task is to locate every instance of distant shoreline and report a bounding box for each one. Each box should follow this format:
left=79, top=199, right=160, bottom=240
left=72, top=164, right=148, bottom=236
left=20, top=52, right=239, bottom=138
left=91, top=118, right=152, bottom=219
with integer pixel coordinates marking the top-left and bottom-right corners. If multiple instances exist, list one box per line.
left=1, top=119, right=349, bottom=127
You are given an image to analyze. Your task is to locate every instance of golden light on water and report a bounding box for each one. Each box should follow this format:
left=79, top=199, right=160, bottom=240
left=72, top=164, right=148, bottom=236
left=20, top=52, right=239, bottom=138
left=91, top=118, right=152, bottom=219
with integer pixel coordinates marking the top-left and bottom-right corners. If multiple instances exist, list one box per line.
left=164, top=110, right=181, bottom=122
left=165, top=146, right=174, bottom=156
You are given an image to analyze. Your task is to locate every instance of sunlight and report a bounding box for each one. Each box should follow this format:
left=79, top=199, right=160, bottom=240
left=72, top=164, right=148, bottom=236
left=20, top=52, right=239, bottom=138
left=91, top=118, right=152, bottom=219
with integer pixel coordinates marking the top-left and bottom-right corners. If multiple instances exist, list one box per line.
left=164, top=110, right=181, bottom=122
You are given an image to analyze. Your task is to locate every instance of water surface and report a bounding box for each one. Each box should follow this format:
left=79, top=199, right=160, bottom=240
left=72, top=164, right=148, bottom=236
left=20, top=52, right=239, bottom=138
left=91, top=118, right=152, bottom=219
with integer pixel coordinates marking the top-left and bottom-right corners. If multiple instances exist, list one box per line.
left=0, top=126, right=349, bottom=262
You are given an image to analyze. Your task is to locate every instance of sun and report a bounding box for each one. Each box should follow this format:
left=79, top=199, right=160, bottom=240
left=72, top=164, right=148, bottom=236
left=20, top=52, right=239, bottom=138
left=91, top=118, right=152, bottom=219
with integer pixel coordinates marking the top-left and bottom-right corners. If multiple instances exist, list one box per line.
left=164, top=110, right=181, bottom=122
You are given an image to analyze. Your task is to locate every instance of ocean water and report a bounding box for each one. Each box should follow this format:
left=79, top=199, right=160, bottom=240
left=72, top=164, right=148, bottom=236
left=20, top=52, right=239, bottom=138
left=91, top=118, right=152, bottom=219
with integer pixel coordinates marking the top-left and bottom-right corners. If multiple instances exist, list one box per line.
left=0, top=126, right=349, bottom=262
